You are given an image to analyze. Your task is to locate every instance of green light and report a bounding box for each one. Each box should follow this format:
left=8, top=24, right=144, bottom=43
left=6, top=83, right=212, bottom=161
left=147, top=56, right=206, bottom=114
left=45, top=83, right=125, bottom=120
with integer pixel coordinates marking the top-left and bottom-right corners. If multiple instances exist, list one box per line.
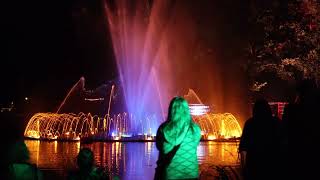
left=156, top=97, right=201, bottom=179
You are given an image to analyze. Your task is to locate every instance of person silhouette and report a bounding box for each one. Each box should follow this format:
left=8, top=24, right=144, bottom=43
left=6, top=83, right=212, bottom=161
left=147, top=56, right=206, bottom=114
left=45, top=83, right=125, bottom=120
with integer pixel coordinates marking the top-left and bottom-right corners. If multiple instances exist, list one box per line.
left=277, top=103, right=291, bottom=179
left=68, top=148, right=109, bottom=180
left=6, top=140, right=43, bottom=180
left=155, top=97, right=201, bottom=180
left=239, top=99, right=279, bottom=180
left=292, top=79, right=319, bottom=179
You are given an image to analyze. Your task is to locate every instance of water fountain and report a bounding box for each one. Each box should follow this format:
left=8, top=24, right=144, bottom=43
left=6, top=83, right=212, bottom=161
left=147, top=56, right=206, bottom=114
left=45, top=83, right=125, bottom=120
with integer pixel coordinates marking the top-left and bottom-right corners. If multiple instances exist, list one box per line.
left=104, top=0, right=177, bottom=135
left=24, top=112, right=157, bottom=141
left=194, top=113, right=242, bottom=140
left=56, top=77, right=85, bottom=114
left=24, top=1, right=243, bottom=141
left=24, top=77, right=157, bottom=141
left=24, top=77, right=241, bottom=141
left=184, top=89, right=241, bottom=140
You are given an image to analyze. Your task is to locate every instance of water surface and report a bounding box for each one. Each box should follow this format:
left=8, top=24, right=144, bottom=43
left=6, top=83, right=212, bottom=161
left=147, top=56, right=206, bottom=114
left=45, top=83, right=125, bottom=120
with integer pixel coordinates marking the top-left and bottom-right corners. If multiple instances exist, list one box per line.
left=25, top=140, right=240, bottom=179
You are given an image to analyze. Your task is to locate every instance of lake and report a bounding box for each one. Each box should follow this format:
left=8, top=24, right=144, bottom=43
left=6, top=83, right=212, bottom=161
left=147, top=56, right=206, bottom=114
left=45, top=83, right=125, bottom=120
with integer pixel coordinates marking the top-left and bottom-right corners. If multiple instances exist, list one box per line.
left=25, top=140, right=240, bottom=179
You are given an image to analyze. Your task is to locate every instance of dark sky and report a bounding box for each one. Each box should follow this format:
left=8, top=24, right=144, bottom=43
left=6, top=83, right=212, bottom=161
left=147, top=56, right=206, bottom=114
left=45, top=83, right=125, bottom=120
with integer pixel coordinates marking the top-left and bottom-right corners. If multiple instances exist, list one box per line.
left=1, top=0, right=252, bottom=114
left=2, top=0, right=117, bottom=110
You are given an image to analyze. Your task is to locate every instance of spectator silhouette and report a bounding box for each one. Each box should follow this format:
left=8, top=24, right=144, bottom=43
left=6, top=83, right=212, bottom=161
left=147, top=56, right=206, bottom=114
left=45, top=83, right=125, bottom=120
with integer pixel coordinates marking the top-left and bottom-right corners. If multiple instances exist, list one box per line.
left=68, top=148, right=109, bottom=180
left=277, top=103, right=291, bottom=179
left=292, top=79, right=319, bottom=179
left=239, top=99, right=279, bottom=180
left=294, top=79, right=319, bottom=142
left=6, top=140, right=43, bottom=180
left=155, top=97, right=201, bottom=180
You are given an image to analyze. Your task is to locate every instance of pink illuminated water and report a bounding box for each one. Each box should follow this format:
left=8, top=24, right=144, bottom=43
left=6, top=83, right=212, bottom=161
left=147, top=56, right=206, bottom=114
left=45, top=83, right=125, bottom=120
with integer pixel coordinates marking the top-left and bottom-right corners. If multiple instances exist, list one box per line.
left=105, top=1, right=178, bottom=134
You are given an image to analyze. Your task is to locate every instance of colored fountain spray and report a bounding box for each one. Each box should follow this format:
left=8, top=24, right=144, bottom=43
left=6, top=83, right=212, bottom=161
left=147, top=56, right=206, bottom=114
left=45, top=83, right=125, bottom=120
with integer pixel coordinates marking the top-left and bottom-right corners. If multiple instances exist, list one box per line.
left=24, top=0, right=245, bottom=141
left=56, top=77, right=85, bottom=113
left=104, top=0, right=178, bottom=135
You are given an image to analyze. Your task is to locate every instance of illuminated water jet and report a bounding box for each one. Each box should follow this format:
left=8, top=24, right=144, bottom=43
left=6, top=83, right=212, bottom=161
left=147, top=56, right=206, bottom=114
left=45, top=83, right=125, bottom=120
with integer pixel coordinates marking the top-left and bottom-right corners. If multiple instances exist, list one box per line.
left=104, top=0, right=182, bottom=135
left=24, top=77, right=242, bottom=141
left=185, top=89, right=242, bottom=139
left=193, top=113, right=242, bottom=139
left=24, top=111, right=241, bottom=141
left=24, top=112, right=156, bottom=141
left=24, top=0, right=244, bottom=141
left=56, top=77, right=85, bottom=113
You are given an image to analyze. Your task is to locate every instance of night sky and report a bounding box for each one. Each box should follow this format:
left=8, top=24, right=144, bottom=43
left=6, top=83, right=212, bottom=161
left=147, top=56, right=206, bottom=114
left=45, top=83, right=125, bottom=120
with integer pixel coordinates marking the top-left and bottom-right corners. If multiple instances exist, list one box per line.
left=2, top=0, right=117, bottom=111
left=1, top=0, right=256, bottom=117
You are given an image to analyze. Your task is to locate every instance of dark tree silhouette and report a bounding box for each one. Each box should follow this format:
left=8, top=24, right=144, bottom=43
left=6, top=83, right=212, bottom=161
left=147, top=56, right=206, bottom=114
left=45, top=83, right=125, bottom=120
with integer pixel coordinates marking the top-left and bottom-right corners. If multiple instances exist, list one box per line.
left=245, top=0, right=320, bottom=92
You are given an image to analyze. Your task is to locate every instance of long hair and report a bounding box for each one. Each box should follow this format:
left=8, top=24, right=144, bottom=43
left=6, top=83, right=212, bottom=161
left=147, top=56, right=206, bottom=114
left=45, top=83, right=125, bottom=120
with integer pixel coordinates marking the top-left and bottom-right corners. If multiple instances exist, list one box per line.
left=163, top=97, right=192, bottom=145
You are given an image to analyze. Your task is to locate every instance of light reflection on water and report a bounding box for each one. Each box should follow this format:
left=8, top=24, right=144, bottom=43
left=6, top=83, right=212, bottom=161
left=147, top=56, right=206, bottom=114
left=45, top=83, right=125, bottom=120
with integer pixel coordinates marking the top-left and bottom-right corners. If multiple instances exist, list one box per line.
left=25, top=140, right=239, bottom=180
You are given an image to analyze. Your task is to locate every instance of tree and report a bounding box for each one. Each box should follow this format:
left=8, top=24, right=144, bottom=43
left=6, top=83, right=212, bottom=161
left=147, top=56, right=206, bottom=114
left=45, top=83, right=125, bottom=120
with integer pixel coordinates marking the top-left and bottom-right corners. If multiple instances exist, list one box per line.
left=245, top=0, right=320, bottom=92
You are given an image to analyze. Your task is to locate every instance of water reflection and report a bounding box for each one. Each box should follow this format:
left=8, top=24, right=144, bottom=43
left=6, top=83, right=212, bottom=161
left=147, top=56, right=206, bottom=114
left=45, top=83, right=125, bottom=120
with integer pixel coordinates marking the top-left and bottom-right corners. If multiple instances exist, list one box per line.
left=25, top=140, right=239, bottom=180
left=26, top=140, right=80, bottom=170
left=197, top=141, right=239, bottom=166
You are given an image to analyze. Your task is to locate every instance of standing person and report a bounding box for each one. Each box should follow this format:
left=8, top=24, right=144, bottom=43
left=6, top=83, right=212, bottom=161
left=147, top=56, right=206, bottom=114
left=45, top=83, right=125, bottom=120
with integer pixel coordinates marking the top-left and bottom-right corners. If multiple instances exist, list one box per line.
left=292, top=79, right=319, bottom=179
left=155, top=97, right=201, bottom=180
left=278, top=103, right=291, bottom=179
left=239, top=99, right=279, bottom=180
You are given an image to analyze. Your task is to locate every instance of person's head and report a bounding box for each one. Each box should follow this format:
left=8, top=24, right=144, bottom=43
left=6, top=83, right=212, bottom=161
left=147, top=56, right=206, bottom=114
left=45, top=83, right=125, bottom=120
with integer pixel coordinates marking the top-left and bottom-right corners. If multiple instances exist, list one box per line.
left=295, top=79, right=317, bottom=103
left=162, top=97, right=193, bottom=147
left=252, top=99, right=272, bottom=119
left=8, top=140, right=30, bottom=164
left=167, top=96, right=191, bottom=124
left=282, top=103, right=293, bottom=124
left=77, top=148, right=94, bottom=171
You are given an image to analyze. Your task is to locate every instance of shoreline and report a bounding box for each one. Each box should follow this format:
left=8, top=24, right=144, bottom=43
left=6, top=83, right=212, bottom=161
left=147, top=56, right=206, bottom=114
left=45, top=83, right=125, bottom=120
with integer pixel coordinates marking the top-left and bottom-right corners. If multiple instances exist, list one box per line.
left=24, top=137, right=240, bottom=143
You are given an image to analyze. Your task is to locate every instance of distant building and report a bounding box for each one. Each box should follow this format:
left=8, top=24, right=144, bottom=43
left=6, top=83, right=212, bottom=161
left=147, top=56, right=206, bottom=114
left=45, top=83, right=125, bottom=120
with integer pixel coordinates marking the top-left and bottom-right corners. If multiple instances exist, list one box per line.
left=189, top=104, right=210, bottom=116
left=0, top=102, right=14, bottom=112
left=269, top=102, right=288, bottom=119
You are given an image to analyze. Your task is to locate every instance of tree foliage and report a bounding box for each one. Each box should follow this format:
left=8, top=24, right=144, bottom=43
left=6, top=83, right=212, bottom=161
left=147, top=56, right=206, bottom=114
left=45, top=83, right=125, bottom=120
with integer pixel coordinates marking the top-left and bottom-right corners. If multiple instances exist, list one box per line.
left=246, top=0, right=320, bottom=91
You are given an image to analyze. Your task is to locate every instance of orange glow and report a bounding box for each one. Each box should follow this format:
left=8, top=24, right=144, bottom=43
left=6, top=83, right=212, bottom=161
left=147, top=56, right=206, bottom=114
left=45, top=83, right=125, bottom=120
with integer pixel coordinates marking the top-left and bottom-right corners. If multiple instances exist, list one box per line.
left=24, top=111, right=241, bottom=141
left=113, top=136, right=120, bottom=140
left=26, top=130, right=40, bottom=139
left=24, top=112, right=158, bottom=141
left=207, top=134, right=216, bottom=140
left=194, top=113, right=242, bottom=140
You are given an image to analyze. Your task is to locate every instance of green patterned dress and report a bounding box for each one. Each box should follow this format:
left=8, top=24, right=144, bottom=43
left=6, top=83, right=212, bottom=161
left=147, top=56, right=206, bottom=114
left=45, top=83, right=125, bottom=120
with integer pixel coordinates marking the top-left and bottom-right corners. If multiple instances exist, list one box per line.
left=155, top=121, right=201, bottom=180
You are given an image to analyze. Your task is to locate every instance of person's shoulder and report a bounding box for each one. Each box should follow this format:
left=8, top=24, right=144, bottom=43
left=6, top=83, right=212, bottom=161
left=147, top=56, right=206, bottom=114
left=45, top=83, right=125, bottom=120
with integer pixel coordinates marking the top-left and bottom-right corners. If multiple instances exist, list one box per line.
left=190, top=122, right=202, bottom=141
left=160, top=121, right=170, bottom=128
left=11, top=162, right=37, bottom=171
left=191, top=122, right=201, bottom=134
left=192, top=122, right=201, bottom=129
left=242, top=118, right=256, bottom=131
left=244, top=118, right=254, bottom=125
left=157, top=121, right=169, bottom=132
left=10, top=163, right=43, bottom=180
left=91, top=167, right=110, bottom=179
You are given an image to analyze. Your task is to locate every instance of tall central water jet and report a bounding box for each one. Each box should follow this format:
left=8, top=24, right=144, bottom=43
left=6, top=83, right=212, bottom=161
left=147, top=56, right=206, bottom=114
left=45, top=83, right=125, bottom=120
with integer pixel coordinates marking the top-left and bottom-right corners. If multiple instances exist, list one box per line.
left=104, top=1, right=178, bottom=134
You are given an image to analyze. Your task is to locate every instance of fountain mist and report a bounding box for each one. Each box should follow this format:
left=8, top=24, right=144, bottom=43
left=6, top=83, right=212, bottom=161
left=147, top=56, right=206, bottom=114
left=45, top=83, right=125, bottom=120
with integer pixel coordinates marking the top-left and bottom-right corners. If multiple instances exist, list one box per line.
left=105, top=1, right=180, bottom=134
